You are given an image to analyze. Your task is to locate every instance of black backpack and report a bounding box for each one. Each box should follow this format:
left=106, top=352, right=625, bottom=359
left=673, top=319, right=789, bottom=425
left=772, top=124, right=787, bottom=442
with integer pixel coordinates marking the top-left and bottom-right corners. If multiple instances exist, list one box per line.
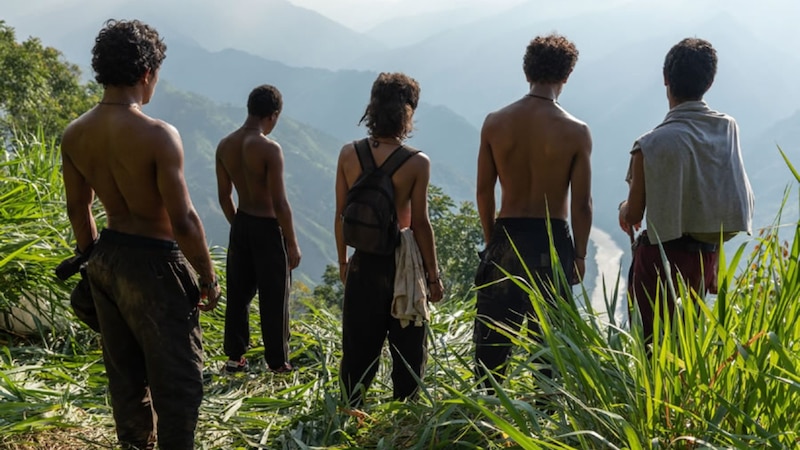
left=342, top=138, right=419, bottom=255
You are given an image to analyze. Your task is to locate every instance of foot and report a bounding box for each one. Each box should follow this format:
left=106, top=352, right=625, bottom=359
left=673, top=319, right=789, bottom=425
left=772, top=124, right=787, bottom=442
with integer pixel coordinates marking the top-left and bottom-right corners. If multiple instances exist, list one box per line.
left=267, top=362, right=294, bottom=374
left=222, top=357, right=249, bottom=374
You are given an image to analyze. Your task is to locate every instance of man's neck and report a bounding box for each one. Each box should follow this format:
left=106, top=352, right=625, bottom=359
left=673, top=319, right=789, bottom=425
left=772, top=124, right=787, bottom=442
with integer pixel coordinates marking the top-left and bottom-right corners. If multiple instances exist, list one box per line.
left=668, top=95, right=703, bottom=109
left=527, top=83, right=562, bottom=102
left=101, top=85, right=145, bottom=107
left=241, top=117, right=265, bottom=134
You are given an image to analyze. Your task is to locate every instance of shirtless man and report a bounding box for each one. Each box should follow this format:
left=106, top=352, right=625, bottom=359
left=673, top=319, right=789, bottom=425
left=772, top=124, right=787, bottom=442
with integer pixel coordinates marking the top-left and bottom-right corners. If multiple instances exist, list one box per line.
left=61, top=20, right=220, bottom=449
left=335, top=72, right=444, bottom=407
left=474, top=34, right=592, bottom=387
left=216, top=84, right=301, bottom=374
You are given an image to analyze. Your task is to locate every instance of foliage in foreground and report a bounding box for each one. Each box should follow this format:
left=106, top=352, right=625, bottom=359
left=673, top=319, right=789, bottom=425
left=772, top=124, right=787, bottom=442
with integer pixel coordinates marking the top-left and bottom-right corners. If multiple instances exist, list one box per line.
left=1, top=138, right=799, bottom=448
left=0, top=21, right=99, bottom=141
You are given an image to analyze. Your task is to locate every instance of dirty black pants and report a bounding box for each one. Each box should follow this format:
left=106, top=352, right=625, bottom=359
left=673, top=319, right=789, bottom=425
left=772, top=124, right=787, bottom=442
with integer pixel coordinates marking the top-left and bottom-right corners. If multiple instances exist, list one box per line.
left=88, top=229, right=204, bottom=450
left=473, top=218, right=575, bottom=389
left=340, top=250, right=427, bottom=407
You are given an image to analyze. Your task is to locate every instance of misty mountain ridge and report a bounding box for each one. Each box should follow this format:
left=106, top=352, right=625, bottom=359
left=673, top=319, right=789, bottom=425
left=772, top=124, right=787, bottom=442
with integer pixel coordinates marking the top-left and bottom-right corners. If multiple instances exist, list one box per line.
left=4, top=1, right=799, bottom=284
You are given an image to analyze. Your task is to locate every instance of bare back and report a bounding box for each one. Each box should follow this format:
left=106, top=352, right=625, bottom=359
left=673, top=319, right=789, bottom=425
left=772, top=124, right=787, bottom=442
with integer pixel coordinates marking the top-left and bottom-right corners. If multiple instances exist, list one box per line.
left=216, top=129, right=280, bottom=218
left=479, top=97, right=591, bottom=221
left=61, top=105, right=190, bottom=241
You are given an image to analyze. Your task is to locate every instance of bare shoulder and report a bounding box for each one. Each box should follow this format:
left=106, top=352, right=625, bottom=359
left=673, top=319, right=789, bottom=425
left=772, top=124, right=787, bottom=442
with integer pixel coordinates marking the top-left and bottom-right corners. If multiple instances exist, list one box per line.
left=138, top=116, right=183, bottom=151
left=404, top=145, right=430, bottom=169
left=215, top=132, right=233, bottom=156
left=481, top=109, right=507, bottom=132
left=337, top=141, right=357, bottom=163
left=61, top=110, right=93, bottom=151
left=560, top=109, right=590, bottom=132
left=559, top=109, right=592, bottom=146
left=255, top=135, right=282, bottom=160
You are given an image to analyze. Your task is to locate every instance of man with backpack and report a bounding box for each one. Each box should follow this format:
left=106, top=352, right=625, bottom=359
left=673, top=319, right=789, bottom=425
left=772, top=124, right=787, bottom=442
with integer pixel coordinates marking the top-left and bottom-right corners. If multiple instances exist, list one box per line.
left=334, top=72, right=444, bottom=407
left=619, top=38, right=753, bottom=343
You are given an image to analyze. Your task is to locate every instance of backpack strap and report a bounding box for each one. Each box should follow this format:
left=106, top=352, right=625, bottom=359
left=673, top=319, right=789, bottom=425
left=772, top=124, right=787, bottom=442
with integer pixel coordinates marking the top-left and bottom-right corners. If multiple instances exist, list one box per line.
left=380, top=145, right=421, bottom=176
left=353, top=138, right=376, bottom=171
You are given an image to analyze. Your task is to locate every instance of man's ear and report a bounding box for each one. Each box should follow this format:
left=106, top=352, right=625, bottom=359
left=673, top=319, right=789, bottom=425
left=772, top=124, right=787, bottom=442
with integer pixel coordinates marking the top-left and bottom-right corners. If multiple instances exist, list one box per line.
left=142, top=69, right=152, bottom=85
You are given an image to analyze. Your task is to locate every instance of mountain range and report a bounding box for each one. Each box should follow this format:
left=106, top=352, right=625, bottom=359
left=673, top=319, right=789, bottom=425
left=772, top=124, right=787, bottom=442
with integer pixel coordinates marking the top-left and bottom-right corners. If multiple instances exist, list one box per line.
left=4, top=0, right=799, bottom=284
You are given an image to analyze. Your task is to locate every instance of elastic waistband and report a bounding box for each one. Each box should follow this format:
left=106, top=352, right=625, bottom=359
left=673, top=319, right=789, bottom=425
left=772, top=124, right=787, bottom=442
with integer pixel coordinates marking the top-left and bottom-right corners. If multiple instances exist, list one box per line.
left=235, top=211, right=279, bottom=225
left=494, top=217, right=569, bottom=232
left=99, top=229, right=179, bottom=250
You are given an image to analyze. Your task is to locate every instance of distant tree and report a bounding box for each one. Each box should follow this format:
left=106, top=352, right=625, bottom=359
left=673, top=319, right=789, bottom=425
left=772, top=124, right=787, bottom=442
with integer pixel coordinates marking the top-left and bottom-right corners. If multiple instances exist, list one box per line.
left=312, top=264, right=344, bottom=311
left=0, top=21, right=99, bottom=140
left=428, top=186, right=483, bottom=301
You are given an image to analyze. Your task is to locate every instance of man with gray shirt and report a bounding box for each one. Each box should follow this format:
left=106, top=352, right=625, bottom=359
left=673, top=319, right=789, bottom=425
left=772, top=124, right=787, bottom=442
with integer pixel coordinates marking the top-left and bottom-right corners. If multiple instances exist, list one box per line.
left=619, top=38, right=754, bottom=343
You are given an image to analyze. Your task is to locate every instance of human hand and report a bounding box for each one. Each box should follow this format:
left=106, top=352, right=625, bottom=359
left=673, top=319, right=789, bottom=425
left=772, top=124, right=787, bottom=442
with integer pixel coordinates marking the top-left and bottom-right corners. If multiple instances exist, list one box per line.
left=428, top=278, right=444, bottom=303
left=618, top=201, right=641, bottom=238
left=199, top=279, right=221, bottom=312
left=287, top=243, right=302, bottom=270
left=572, top=257, right=585, bottom=285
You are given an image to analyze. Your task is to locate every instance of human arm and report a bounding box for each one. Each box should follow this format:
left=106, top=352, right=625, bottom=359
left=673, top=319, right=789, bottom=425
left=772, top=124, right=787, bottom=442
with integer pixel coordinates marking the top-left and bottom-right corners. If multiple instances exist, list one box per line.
left=155, top=124, right=220, bottom=311
left=266, top=141, right=301, bottom=270
left=61, top=128, right=98, bottom=253
left=476, top=115, right=498, bottom=245
left=215, top=144, right=236, bottom=225
left=409, top=154, right=444, bottom=302
left=618, top=149, right=645, bottom=237
left=569, top=125, right=593, bottom=282
left=334, top=146, right=349, bottom=283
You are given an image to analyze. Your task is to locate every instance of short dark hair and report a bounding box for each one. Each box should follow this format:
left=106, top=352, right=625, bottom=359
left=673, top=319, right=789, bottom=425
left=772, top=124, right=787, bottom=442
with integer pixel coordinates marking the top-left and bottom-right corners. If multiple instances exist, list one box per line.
left=247, top=85, right=282, bottom=118
left=663, top=38, right=717, bottom=101
left=359, top=72, right=420, bottom=140
left=91, top=19, right=166, bottom=87
left=523, top=34, right=579, bottom=84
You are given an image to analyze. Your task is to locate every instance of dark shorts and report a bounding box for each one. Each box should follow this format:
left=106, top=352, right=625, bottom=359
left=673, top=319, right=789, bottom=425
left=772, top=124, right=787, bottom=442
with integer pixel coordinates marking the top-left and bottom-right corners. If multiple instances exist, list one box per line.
left=88, top=229, right=203, bottom=450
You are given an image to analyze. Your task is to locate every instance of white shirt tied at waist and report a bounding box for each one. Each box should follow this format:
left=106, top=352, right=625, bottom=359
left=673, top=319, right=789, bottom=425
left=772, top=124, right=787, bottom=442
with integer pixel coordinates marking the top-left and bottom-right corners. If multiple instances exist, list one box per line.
left=392, top=228, right=429, bottom=328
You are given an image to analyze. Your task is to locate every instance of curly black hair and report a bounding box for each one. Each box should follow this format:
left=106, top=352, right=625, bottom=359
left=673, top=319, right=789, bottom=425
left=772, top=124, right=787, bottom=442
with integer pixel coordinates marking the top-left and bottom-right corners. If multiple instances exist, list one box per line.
left=91, top=19, right=166, bottom=87
left=247, top=85, right=282, bottom=118
left=359, top=72, right=420, bottom=140
left=663, top=38, right=717, bottom=101
left=523, top=34, right=579, bottom=84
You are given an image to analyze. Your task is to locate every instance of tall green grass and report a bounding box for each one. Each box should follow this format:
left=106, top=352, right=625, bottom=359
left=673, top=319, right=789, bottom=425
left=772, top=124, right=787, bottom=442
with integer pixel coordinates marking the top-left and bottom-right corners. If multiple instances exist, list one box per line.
left=0, top=130, right=80, bottom=338
left=1, top=137, right=798, bottom=449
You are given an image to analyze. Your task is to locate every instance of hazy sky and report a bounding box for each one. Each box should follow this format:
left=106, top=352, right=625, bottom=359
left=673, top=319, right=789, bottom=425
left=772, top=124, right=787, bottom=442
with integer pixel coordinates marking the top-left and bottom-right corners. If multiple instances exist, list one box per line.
left=288, top=0, right=525, bottom=28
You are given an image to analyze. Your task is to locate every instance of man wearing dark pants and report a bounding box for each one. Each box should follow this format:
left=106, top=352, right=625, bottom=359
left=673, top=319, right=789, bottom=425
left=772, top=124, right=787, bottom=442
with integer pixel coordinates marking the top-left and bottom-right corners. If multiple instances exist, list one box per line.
left=334, top=73, right=444, bottom=407
left=61, top=20, right=220, bottom=449
left=619, top=38, right=753, bottom=343
left=216, top=85, right=301, bottom=373
left=474, top=34, right=593, bottom=389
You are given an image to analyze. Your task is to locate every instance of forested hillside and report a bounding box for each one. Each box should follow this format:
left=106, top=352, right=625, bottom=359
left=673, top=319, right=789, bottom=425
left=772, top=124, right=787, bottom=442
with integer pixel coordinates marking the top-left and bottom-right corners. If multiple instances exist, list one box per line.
left=2, top=17, right=799, bottom=450
left=145, top=83, right=344, bottom=282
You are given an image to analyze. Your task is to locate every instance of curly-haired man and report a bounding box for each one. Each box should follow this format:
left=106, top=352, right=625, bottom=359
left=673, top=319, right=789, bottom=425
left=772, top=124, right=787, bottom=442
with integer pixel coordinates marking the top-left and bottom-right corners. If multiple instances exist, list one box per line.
left=61, top=19, right=220, bottom=449
left=619, top=38, right=753, bottom=343
left=334, top=73, right=443, bottom=406
left=474, top=34, right=592, bottom=389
